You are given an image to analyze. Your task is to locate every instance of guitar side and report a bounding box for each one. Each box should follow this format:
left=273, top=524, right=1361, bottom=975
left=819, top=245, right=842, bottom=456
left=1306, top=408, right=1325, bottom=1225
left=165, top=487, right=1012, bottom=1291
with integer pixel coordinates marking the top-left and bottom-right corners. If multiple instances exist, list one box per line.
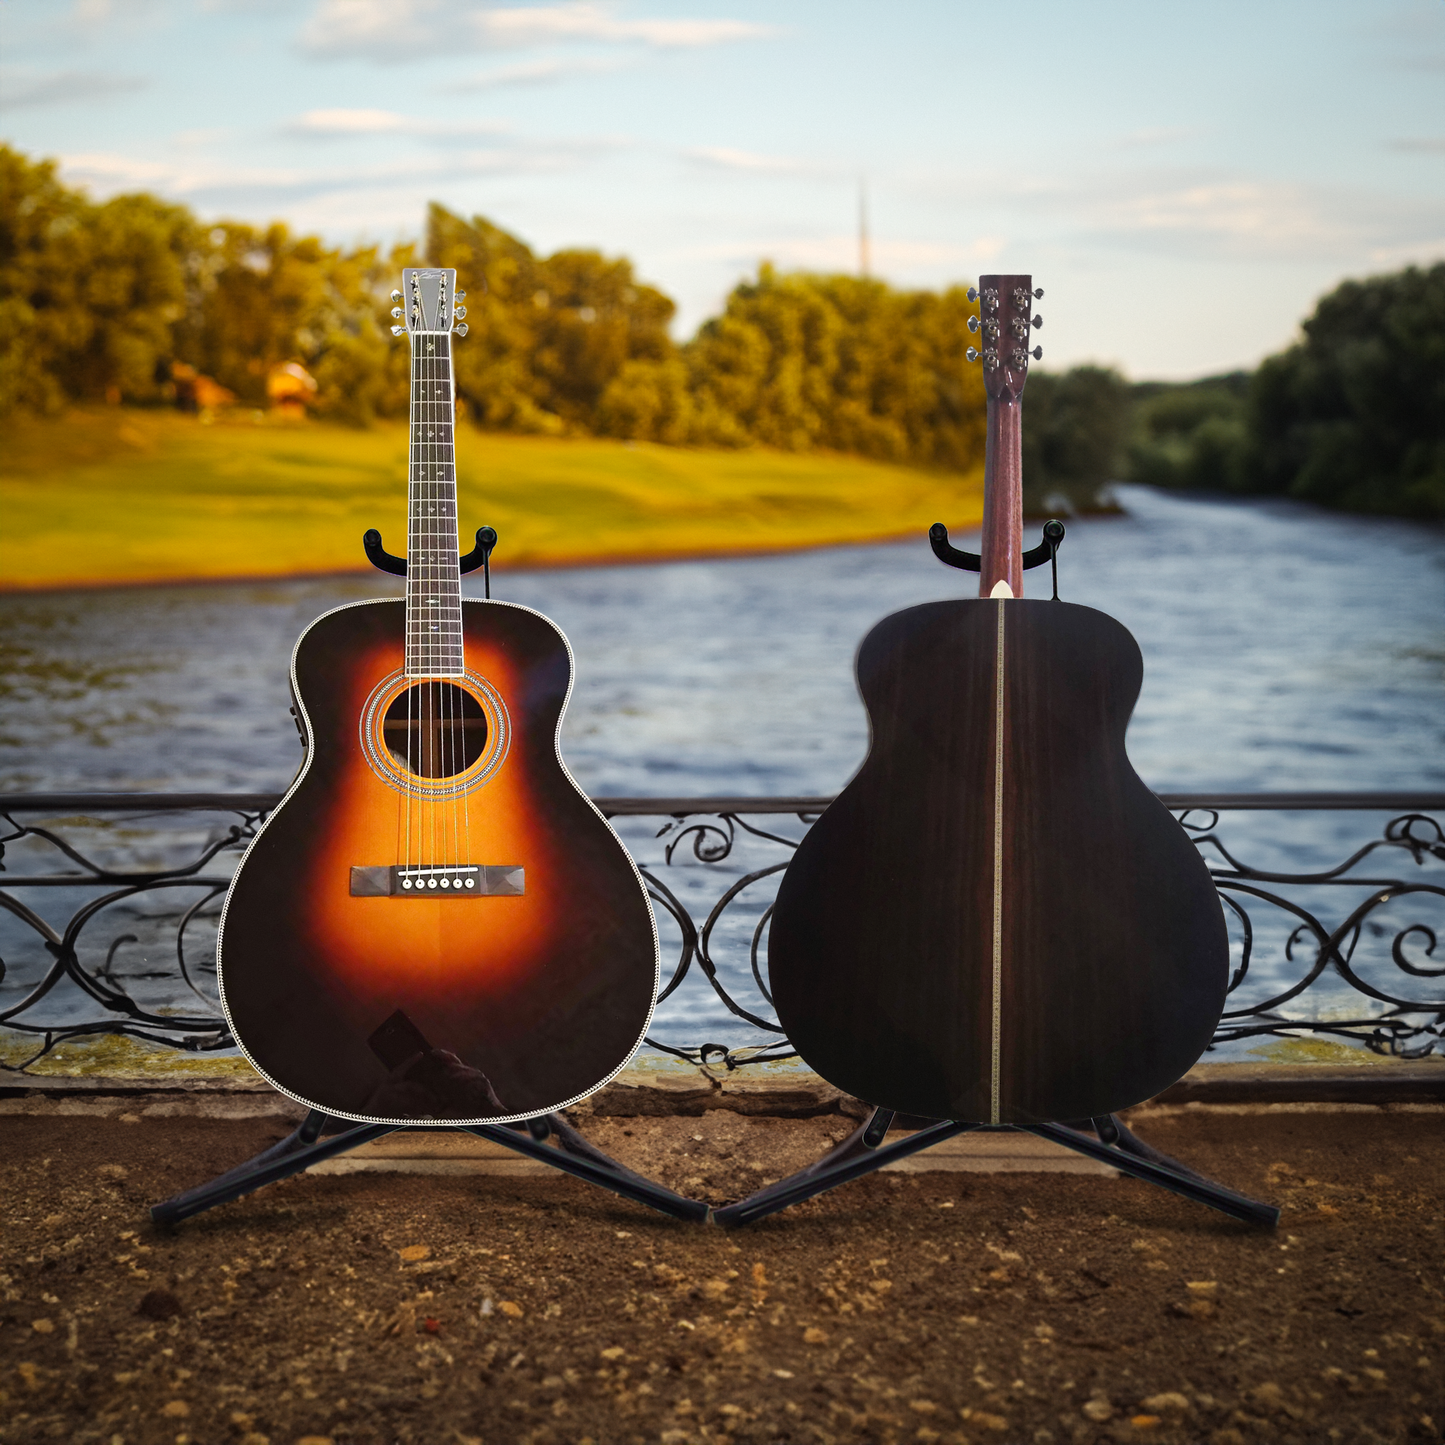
left=768, top=597, right=1228, bottom=1124
left=216, top=597, right=659, bottom=1124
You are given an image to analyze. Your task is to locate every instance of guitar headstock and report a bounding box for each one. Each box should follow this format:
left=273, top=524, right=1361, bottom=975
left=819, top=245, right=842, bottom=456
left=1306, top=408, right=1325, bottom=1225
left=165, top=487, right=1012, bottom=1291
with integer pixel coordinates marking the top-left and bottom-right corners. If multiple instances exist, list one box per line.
left=965, top=272, right=1042, bottom=401
left=390, top=267, right=469, bottom=341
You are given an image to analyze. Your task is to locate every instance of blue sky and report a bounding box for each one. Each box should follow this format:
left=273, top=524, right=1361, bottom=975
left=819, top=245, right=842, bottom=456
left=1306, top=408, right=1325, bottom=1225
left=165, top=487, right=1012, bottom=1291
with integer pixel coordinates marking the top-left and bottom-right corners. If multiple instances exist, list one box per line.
left=3, top=0, right=1443, bottom=378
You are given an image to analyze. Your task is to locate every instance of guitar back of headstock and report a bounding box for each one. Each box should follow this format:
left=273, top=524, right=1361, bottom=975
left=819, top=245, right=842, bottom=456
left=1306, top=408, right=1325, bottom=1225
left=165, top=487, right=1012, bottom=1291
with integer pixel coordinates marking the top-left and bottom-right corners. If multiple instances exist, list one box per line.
left=973, top=273, right=1042, bottom=402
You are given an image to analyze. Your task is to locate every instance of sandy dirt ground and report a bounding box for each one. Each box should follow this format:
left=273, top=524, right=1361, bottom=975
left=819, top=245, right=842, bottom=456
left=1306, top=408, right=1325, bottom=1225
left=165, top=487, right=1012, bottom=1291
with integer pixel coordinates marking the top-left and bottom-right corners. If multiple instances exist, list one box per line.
left=1, top=1104, right=1441, bottom=1445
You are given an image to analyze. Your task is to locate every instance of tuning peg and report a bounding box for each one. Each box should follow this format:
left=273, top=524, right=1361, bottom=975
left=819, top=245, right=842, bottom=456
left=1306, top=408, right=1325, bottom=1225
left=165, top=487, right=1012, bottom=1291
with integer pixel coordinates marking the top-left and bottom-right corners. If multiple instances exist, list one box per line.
left=390, top=307, right=403, bottom=319
left=967, top=315, right=980, bottom=333
left=454, top=323, right=469, bottom=338
left=390, top=289, right=403, bottom=303
left=967, top=286, right=979, bottom=303
left=1032, top=315, right=1043, bottom=329
left=455, top=290, right=466, bottom=301
left=966, top=346, right=980, bottom=363
left=1033, top=287, right=1044, bottom=299
left=453, top=306, right=467, bottom=320
left=390, top=324, right=405, bottom=337
left=1031, top=346, right=1042, bottom=360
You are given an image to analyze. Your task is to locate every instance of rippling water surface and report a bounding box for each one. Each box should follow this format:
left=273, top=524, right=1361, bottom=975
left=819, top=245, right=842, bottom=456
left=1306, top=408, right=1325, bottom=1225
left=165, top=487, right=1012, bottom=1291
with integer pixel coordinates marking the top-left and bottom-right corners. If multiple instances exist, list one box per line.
left=2, top=485, right=1441, bottom=1059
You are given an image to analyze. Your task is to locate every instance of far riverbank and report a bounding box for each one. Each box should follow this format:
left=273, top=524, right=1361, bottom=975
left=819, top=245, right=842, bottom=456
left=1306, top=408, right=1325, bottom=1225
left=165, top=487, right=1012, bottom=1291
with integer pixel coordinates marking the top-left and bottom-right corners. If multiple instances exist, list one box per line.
left=0, top=407, right=985, bottom=591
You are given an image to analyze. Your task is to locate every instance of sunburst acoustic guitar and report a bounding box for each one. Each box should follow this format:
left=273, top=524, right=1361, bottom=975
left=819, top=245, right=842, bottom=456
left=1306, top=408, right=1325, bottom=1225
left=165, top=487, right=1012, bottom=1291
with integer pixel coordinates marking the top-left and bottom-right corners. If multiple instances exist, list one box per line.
left=767, top=274, right=1229, bottom=1126
left=217, top=267, right=659, bottom=1124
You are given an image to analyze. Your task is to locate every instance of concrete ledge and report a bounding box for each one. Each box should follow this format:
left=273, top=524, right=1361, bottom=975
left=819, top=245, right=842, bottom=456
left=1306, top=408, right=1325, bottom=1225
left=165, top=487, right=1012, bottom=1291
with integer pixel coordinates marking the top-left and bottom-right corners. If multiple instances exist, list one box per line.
left=2, top=1057, right=1441, bottom=1115
left=1149, top=1059, right=1445, bottom=1106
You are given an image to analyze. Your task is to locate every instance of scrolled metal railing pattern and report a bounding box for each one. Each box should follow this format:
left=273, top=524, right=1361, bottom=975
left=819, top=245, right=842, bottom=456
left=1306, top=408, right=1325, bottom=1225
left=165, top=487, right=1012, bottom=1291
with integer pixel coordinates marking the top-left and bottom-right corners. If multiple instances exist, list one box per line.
left=0, top=791, right=1441, bottom=1074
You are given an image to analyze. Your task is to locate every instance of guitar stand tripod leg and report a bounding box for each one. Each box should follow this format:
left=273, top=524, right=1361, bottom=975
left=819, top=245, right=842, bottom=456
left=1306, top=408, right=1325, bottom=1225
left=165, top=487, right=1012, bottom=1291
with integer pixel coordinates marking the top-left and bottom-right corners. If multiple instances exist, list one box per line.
left=711, top=1110, right=1279, bottom=1230
left=151, top=1110, right=709, bottom=1228
left=458, top=1115, right=709, bottom=1223
left=151, top=1111, right=397, bottom=1226
left=712, top=1111, right=981, bottom=1227
left=1028, top=1117, right=1280, bottom=1228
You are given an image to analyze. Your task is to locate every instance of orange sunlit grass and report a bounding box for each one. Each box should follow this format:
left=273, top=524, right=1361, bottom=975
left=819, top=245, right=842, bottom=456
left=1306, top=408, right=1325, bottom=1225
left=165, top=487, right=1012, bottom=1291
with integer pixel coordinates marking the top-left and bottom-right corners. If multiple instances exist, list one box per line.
left=0, top=406, right=986, bottom=591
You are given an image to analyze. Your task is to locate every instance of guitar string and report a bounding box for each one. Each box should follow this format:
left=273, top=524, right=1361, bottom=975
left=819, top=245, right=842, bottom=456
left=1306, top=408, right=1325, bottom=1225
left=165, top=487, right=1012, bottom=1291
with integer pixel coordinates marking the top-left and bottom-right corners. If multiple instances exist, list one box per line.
left=443, top=327, right=460, bottom=879
left=442, top=329, right=458, bottom=876
left=401, top=288, right=471, bottom=888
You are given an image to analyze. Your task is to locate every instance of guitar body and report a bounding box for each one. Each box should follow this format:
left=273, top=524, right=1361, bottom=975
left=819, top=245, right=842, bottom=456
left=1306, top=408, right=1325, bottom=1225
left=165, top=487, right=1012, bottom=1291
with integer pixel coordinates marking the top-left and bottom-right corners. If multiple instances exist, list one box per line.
left=217, top=597, right=658, bottom=1124
left=768, top=597, right=1228, bottom=1124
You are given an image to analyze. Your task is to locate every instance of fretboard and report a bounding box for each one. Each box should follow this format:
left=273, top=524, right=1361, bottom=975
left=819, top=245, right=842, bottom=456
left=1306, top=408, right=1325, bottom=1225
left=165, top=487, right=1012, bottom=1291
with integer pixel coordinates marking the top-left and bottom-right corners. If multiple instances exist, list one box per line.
left=406, top=331, right=462, bottom=677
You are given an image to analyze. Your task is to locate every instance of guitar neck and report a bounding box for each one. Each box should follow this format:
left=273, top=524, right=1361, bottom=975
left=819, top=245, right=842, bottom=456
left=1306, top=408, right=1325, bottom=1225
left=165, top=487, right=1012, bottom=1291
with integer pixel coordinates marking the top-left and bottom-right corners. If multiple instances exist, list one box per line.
left=980, top=394, right=1024, bottom=598
left=974, top=273, right=1040, bottom=600
left=403, top=270, right=463, bottom=678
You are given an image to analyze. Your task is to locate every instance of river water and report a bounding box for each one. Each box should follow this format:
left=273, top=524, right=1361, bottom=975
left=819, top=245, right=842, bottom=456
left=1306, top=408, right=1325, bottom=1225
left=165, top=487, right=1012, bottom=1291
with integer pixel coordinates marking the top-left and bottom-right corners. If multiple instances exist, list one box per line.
left=2, top=485, right=1442, bottom=1062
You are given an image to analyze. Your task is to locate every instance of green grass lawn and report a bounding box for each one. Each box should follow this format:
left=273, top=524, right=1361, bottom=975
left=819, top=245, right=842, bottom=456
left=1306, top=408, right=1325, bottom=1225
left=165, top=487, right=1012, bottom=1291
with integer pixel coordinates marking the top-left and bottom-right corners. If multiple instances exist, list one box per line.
left=0, top=407, right=985, bottom=589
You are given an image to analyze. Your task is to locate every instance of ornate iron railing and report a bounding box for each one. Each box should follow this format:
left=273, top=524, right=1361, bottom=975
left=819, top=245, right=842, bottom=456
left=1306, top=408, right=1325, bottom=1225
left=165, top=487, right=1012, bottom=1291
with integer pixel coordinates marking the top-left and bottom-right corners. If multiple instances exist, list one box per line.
left=1, top=791, right=1442, bottom=1074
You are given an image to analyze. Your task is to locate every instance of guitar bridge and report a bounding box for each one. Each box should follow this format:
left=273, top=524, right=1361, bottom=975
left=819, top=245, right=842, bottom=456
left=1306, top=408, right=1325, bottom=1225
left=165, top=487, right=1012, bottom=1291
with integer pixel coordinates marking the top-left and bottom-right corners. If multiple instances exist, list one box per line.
left=349, top=865, right=525, bottom=897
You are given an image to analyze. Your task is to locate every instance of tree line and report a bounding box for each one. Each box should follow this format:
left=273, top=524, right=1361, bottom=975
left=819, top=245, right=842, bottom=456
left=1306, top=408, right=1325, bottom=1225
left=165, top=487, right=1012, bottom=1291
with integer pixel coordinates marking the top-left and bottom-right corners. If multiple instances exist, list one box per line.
left=1126, top=264, right=1444, bottom=517
left=3, top=143, right=1439, bottom=515
left=1, top=145, right=986, bottom=474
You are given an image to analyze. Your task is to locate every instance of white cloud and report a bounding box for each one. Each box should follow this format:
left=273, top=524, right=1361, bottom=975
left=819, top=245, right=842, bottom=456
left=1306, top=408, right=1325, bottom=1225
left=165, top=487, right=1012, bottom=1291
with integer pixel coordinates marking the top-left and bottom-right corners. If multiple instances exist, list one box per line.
left=285, top=108, right=509, bottom=139
left=684, top=146, right=808, bottom=175
left=1101, top=181, right=1344, bottom=252
left=476, top=2, right=767, bottom=47
left=1113, top=126, right=1199, bottom=151
left=448, top=54, right=629, bottom=87
left=906, top=164, right=1445, bottom=269
left=1386, top=137, right=1445, bottom=153
left=667, top=233, right=1004, bottom=277
left=1367, top=237, right=1445, bottom=267
left=0, top=67, right=148, bottom=109
left=59, top=138, right=605, bottom=206
left=300, top=0, right=772, bottom=60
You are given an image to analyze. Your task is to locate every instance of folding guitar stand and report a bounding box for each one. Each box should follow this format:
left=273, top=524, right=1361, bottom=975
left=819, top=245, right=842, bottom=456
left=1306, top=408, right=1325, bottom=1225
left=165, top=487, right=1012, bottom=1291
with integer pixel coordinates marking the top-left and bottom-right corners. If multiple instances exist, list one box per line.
left=713, top=1107, right=1279, bottom=1228
left=152, top=1109, right=708, bottom=1226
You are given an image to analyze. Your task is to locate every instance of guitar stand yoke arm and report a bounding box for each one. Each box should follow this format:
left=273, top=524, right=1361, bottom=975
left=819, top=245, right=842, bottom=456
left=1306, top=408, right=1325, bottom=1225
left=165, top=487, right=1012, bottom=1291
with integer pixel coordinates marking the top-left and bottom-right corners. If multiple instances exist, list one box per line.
left=364, top=526, right=497, bottom=578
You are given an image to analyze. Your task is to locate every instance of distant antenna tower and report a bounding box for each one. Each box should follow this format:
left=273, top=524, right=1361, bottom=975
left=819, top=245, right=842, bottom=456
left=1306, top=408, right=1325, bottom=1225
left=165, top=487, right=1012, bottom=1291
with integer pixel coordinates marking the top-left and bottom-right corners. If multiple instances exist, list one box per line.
left=859, top=178, right=871, bottom=278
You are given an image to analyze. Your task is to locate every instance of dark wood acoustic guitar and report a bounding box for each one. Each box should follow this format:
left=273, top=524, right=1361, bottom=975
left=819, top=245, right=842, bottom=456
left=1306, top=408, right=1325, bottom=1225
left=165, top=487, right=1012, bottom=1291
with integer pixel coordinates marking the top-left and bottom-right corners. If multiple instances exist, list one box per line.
left=767, top=274, right=1228, bottom=1125
left=217, top=267, right=659, bottom=1125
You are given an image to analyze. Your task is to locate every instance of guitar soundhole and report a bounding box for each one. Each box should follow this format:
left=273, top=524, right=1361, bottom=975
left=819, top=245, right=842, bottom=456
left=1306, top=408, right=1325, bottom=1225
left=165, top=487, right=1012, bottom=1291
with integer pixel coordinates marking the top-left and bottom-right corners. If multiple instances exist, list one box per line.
left=382, top=683, right=488, bottom=779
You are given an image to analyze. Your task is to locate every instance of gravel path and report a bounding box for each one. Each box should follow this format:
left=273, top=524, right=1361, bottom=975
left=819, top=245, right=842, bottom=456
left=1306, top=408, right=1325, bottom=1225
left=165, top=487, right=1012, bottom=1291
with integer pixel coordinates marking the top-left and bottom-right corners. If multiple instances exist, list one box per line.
left=2, top=1105, right=1441, bottom=1445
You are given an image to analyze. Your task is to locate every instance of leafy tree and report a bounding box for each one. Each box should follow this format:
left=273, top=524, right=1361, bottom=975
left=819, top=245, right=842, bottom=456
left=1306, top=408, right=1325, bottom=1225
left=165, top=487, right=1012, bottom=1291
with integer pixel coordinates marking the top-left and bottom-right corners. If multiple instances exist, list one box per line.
left=1020, top=365, right=1131, bottom=512
left=682, top=265, right=988, bottom=468
left=1125, top=373, right=1250, bottom=493
left=70, top=192, right=196, bottom=405
left=427, top=204, right=676, bottom=435
left=0, top=146, right=195, bottom=411
left=1243, top=264, right=1445, bottom=516
left=0, top=146, right=90, bottom=413
left=177, top=221, right=406, bottom=422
